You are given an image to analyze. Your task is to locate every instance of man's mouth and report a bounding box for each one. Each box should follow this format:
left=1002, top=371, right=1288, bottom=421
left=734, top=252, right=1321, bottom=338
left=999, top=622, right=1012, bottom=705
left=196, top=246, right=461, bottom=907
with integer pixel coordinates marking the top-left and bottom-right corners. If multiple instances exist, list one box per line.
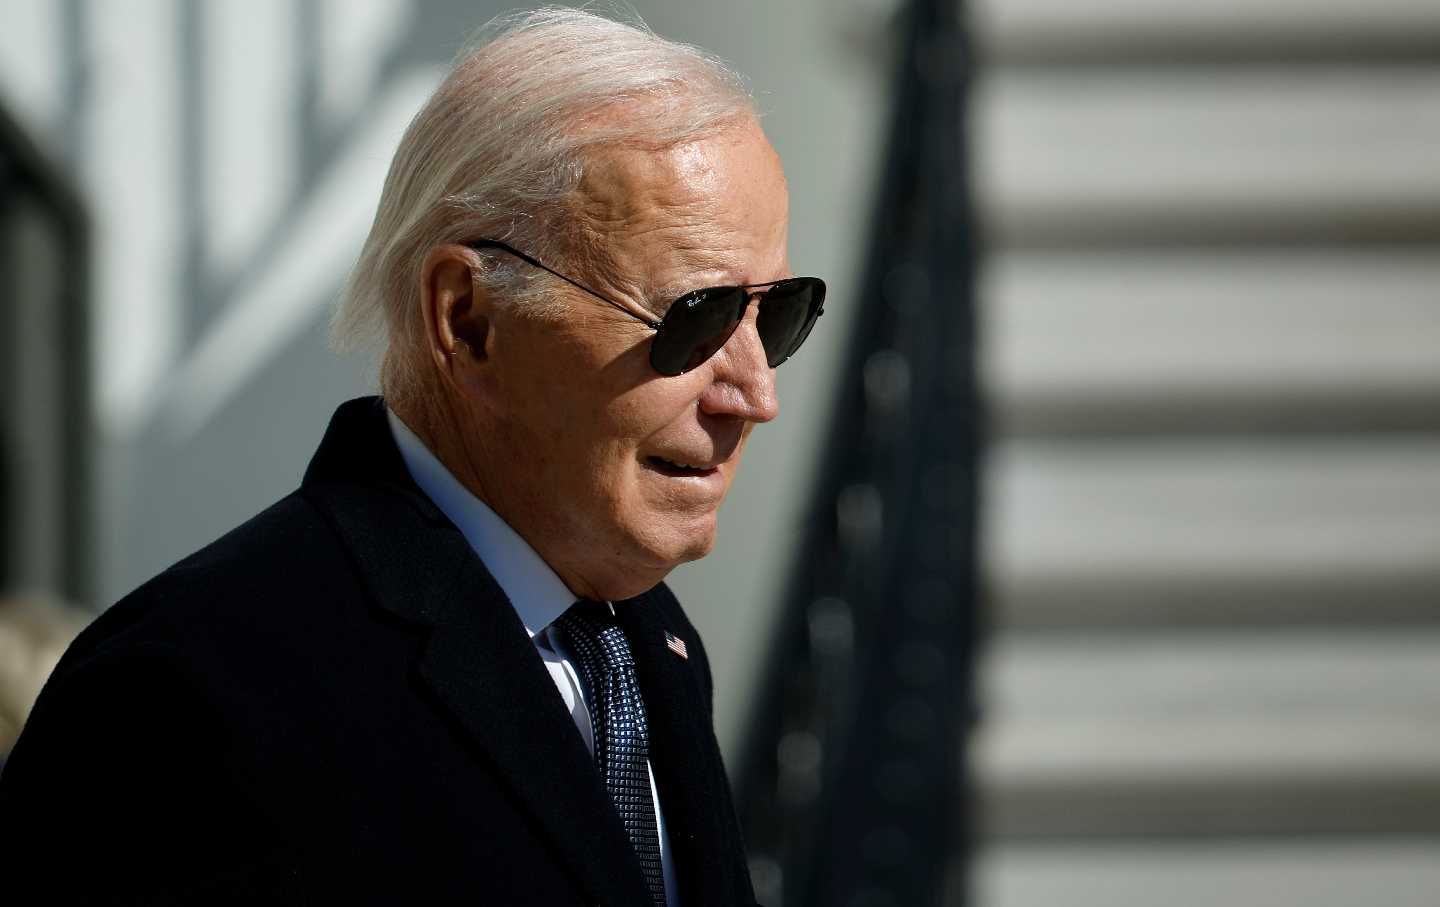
left=645, top=455, right=718, bottom=478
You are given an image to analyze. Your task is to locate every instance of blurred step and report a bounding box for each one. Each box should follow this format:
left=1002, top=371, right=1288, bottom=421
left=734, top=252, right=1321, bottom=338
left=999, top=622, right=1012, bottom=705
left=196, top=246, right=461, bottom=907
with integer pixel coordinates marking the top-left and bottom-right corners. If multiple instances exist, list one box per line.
left=974, top=0, right=1440, bottom=63
left=964, top=0, right=1440, bottom=898
left=974, top=633, right=1440, bottom=837
left=968, top=839, right=1440, bottom=907
left=983, top=633, right=1440, bottom=719
left=982, top=251, right=1440, bottom=437
left=973, top=67, right=1440, bottom=248
left=983, top=438, right=1440, bottom=628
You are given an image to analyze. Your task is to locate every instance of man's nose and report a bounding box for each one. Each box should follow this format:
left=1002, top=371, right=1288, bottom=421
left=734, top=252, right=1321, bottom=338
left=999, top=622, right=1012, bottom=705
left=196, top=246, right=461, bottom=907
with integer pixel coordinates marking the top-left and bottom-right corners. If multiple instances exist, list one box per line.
left=698, top=314, right=780, bottom=424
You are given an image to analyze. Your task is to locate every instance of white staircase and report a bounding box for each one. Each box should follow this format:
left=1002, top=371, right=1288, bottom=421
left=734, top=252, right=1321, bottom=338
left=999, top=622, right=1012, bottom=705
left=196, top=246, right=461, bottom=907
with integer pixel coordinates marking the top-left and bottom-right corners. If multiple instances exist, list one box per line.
left=966, top=1, right=1440, bottom=904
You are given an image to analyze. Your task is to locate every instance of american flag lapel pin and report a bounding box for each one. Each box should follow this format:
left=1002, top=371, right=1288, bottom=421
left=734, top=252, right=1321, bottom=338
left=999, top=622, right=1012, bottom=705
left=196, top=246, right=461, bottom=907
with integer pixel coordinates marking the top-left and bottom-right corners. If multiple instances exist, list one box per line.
left=664, top=630, right=689, bottom=660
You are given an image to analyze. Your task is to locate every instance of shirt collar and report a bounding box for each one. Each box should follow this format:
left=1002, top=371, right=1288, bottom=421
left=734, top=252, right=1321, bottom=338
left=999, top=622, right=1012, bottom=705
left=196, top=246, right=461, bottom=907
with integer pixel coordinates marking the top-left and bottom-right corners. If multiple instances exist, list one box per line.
left=386, top=405, right=576, bottom=639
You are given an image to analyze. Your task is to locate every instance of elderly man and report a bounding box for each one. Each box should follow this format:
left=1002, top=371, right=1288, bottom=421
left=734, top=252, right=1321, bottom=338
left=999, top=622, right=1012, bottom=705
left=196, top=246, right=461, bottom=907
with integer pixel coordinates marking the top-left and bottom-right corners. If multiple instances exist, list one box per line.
left=0, top=10, right=824, bottom=906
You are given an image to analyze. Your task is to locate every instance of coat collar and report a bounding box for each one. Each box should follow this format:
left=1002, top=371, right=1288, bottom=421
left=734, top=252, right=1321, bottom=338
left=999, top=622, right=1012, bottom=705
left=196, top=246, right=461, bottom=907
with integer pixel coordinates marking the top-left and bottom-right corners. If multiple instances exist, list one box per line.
left=300, top=397, right=652, bottom=905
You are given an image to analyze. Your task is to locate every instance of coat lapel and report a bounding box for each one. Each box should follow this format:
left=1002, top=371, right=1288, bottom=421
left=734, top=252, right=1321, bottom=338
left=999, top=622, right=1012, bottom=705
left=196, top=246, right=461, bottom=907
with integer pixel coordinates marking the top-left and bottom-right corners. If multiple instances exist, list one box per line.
left=300, top=398, right=650, bottom=906
left=618, top=589, right=752, bottom=907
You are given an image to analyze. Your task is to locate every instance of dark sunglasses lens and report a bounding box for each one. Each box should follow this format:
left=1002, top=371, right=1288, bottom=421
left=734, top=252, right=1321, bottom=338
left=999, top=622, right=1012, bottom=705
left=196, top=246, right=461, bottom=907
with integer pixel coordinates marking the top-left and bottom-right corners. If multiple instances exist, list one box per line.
left=650, top=286, right=746, bottom=376
left=756, top=278, right=825, bottom=367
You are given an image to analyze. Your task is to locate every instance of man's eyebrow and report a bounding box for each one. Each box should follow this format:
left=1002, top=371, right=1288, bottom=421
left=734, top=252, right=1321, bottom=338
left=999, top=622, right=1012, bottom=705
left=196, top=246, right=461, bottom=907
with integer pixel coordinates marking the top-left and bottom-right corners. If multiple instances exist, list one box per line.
left=648, top=272, right=741, bottom=311
left=658, top=252, right=749, bottom=293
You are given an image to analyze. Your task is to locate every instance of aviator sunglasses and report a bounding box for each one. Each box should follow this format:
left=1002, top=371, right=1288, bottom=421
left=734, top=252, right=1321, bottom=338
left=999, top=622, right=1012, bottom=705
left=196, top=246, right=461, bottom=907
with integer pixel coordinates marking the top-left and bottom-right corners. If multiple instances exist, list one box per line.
left=465, top=239, right=826, bottom=377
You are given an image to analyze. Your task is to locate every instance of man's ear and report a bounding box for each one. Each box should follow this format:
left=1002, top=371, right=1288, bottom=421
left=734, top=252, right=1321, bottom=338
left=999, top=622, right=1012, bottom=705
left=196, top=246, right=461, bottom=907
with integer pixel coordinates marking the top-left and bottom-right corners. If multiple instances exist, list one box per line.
left=420, top=244, right=494, bottom=395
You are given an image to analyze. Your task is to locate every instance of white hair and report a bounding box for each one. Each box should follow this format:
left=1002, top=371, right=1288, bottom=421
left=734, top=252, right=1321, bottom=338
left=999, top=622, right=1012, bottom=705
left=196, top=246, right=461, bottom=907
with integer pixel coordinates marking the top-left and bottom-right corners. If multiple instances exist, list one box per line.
left=333, top=6, right=757, bottom=410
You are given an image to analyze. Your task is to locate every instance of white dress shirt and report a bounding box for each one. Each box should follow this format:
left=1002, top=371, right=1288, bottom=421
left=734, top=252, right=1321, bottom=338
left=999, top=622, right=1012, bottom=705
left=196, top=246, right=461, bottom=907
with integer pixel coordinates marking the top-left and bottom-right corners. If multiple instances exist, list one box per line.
left=387, top=407, right=678, bottom=905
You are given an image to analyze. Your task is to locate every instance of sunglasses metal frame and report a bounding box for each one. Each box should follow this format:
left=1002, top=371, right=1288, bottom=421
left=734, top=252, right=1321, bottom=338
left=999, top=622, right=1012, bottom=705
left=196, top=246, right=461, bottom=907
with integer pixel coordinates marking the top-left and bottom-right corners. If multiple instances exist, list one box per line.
left=463, top=239, right=824, bottom=376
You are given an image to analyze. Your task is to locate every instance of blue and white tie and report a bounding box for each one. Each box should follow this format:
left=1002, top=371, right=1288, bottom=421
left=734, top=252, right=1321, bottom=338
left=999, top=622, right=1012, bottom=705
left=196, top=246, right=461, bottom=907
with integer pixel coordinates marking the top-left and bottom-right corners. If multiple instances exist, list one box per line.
left=555, top=600, right=667, bottom=907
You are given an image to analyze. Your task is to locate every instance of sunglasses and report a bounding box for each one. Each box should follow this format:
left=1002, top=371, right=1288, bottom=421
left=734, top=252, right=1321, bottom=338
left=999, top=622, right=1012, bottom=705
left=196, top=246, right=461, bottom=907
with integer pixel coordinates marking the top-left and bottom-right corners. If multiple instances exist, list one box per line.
left=464, top=239, right=826, bottom=376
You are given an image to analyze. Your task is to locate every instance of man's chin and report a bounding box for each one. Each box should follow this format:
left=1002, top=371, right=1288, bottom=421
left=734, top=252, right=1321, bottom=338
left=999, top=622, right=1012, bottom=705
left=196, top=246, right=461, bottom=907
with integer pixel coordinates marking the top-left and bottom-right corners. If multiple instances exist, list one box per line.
left=572, top=514, right=720, bottom=602
left=676, top=527, right=718, bottom=564
left=636, top=512, right=720, bottom=570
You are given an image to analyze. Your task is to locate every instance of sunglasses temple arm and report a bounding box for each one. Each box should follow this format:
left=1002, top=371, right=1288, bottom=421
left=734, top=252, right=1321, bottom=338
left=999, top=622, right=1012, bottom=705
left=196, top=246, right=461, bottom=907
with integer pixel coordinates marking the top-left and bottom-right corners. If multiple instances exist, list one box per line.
left=466, top=240, right=662, bottom=330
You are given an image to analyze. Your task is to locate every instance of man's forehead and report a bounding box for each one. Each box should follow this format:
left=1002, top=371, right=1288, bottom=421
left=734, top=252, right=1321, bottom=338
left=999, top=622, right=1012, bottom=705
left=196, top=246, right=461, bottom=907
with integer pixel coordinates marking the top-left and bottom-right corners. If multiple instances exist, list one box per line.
left=576, top=134, right=739, bottom=224
left=585, top=118, right=780, bottom=203
left=572, top=123, right=787, bottom=278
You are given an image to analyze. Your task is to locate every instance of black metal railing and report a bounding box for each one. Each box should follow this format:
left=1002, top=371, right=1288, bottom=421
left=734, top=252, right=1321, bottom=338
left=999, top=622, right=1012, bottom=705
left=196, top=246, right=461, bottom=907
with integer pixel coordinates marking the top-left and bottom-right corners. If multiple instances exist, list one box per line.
left=736, top=0, right=979, bottom=904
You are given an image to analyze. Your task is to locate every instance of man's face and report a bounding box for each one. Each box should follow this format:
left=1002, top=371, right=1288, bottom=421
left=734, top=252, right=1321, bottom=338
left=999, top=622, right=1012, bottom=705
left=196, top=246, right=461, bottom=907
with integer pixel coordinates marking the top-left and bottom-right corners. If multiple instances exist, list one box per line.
left=474, top=119, right=791, bottom=600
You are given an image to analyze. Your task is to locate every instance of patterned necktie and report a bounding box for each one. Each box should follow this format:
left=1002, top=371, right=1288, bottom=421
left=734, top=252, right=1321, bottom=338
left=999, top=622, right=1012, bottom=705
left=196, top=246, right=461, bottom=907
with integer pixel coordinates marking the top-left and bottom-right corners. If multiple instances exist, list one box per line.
left=554, top=600, right=667, bottom=907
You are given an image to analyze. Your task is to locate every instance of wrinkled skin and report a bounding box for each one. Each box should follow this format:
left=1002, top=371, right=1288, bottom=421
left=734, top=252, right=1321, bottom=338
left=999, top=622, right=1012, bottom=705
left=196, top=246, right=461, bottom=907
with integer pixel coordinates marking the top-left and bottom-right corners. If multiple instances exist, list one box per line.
left=415, top=117, right=791, bottom=601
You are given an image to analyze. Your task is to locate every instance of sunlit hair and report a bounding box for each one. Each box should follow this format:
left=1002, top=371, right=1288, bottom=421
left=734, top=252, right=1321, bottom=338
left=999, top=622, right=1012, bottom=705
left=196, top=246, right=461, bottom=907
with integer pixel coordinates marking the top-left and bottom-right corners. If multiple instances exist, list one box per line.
left=333, top=6, right=756, bottom=412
